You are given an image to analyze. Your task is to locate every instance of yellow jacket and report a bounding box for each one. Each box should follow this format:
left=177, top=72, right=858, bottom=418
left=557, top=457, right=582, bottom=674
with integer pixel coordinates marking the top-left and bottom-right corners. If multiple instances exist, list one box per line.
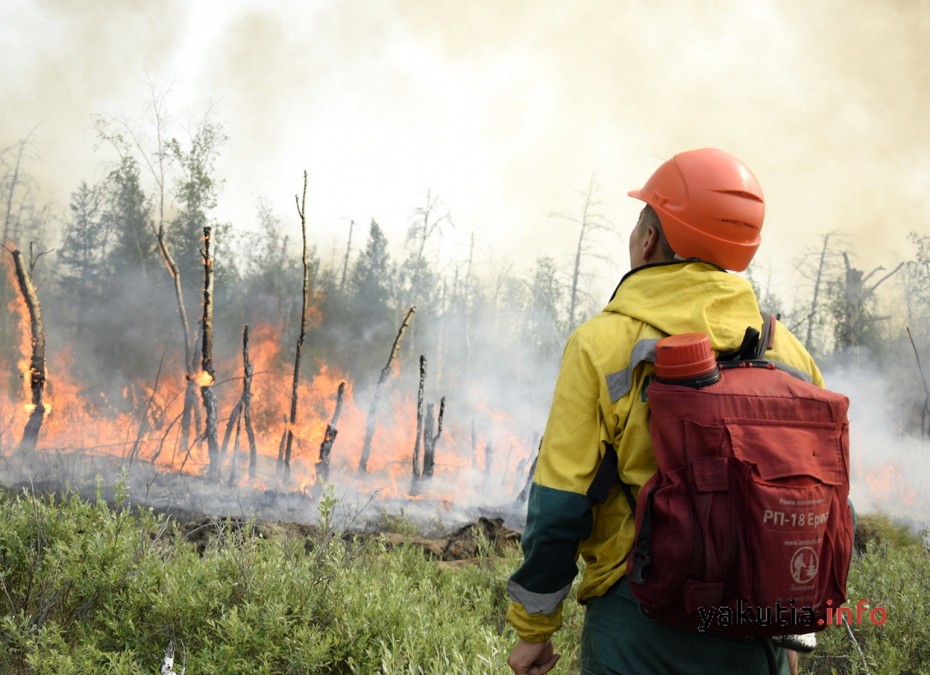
left=507, top=261, right=823, bottom=642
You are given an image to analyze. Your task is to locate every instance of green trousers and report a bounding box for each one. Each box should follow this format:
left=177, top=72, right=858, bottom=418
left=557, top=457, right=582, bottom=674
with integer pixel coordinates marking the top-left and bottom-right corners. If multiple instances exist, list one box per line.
left=580, top=577, right=789, bottom=675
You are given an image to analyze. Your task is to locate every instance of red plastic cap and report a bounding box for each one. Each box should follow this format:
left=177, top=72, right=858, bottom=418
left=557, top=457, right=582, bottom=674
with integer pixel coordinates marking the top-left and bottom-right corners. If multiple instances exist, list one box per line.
left=654, top=333, right=717, bottom=381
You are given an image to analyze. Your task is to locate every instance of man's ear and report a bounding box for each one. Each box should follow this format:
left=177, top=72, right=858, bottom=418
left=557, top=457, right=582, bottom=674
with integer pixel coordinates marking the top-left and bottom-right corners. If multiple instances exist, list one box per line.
left=641, top=225, right=661, bottom=262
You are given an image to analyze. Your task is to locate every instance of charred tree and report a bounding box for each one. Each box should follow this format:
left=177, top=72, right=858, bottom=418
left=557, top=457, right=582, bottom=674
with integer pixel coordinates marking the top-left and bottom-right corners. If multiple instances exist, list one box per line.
left=282, top=171, right=311, bottom=480
left=412, top=355, right=427, bottom=482
left=277, top=415, right=288, bottom=464
left=358, top=306, right=416, bottom=473
left=4, top=244, right=48, bottom=454
left=220, top=402, right=243, bottom=457
left=200, top=226, right=220, bottom=480
left=317, top=381, right=346, bottom=484
left=227, top=414, right=243, bottom=488
left=219, top=325, right=258, bottom=480
left=422, top=396, right=445, bottom=479
left=242, top=326, right=258, bottom=479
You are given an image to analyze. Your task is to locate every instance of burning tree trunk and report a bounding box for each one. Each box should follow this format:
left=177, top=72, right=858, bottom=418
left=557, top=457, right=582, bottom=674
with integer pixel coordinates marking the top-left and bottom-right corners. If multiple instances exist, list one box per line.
left=358, top=306, right=416, bottom=473
left=200, top=226, right=220, bottom=480
left=4, top=244, right=48, bottom=454
left=317, top=381, right=346, bottom=484
left=282, top=171, right=311, bottom=480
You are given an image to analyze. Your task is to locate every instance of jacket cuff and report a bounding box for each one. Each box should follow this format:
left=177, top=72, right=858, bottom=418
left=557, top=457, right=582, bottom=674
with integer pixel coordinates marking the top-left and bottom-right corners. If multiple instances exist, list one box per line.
left=506, top=600, right=563, bottom=643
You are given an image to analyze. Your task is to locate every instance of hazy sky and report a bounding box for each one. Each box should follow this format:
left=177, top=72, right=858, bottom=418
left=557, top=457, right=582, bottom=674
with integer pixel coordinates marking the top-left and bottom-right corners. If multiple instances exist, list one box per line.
left=2, top=0, right=929, bottom=303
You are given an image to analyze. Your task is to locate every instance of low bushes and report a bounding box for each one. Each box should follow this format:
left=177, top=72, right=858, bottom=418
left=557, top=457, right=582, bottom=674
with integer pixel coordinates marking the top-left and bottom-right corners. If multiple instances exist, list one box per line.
left=0, top=483, right=923, bottom=674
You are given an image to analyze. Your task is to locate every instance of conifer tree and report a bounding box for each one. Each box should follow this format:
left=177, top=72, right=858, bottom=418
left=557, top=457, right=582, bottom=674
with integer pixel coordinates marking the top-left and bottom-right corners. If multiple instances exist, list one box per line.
left=57, top=182, right=107, bottom=340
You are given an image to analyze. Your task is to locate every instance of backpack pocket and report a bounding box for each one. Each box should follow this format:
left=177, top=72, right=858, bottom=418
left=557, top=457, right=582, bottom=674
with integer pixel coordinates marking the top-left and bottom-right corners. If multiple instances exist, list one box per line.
left=727, top=419, right=848, bottom=632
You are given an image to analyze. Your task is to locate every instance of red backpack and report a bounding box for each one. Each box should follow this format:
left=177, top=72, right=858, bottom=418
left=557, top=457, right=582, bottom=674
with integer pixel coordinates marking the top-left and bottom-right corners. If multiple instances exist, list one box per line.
left=589, top=317, right=853, bottom=638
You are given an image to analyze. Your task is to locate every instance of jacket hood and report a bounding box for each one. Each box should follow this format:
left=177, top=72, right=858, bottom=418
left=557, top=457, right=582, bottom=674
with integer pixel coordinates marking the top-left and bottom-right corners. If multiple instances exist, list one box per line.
left=606, top=261, right=763, bottom=352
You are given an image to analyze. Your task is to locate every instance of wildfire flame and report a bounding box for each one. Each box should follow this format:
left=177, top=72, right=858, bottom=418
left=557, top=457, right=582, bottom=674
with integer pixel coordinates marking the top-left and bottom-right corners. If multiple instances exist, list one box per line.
left=0, top=315, right=535, bottom=507
left=191, top=371, right=215, bottom=387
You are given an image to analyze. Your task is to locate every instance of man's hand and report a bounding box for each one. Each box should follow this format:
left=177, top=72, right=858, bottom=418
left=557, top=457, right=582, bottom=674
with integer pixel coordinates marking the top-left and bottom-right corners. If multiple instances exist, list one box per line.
left=507, top=638, right=561, bottom=675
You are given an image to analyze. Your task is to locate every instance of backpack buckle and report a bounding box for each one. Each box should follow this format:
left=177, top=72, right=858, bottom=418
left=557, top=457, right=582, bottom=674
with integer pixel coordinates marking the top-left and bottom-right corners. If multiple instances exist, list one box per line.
left=629, top=547, right=650, bottom=584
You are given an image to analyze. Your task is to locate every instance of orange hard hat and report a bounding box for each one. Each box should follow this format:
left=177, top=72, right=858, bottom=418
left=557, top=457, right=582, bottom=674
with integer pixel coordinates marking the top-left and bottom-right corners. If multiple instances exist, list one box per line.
left=628, top=148, right=765, bottom=271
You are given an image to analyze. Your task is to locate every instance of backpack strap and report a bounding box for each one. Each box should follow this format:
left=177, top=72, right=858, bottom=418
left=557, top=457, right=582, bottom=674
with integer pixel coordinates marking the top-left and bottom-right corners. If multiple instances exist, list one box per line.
left=718, top=313, right=777, bottom=362
left=627, top=485, right=657, bottom=584
left=587, top=441, right=637, bottom=513
left=759, top=313, right=777, bottom=357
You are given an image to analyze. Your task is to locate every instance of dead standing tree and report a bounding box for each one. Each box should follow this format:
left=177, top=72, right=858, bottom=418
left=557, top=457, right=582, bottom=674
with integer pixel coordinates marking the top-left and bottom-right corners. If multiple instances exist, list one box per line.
left=550, top=176, right=613, bottom=330
left=412, top=355, right=427, bottom=482
left=3, top=244, right=49, bottom=454
left=220, top=325, right=259, bottom=482
left=358, top=306, right=416, bottom=474
left=834, top=252, right=904, bottom=357
left=200, top=226, right=221, bottom=480
left=317, top=381, right=347, bottom=484
left=421, top=397, right=445, bottom=479
left=280, top=171, right=312, bottom=481
left=410, top=354, right=445, bottom=494
left=153, top=218, right=200, bottom=456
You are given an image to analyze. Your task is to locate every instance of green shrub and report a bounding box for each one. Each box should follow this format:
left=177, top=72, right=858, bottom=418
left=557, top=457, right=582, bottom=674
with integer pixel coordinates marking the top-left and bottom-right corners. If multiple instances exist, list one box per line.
left=0, top=485, right=923, bottom=674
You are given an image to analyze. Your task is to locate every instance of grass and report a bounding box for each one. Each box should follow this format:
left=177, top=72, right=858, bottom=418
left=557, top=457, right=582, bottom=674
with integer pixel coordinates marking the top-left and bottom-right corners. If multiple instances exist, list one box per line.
left=801, top=516, right=930, bottom=674
left=0, top=481, right=924, bottom=674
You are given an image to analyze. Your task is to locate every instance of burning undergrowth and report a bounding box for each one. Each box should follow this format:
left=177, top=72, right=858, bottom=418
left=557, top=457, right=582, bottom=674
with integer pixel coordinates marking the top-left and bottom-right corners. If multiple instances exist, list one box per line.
left=823, top=358, right=930, bottom=540
left=0, top=315, right=538, bottom=534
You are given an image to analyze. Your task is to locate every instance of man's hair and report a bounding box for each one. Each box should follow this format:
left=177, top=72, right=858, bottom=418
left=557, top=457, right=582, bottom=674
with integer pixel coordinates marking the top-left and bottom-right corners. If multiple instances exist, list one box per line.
left=640, top=205, right=678, bottom=261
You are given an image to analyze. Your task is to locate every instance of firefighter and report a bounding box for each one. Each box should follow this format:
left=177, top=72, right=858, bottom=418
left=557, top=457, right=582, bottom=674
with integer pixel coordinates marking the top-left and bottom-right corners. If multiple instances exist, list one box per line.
left=506, top=149, right=823, bottom=675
